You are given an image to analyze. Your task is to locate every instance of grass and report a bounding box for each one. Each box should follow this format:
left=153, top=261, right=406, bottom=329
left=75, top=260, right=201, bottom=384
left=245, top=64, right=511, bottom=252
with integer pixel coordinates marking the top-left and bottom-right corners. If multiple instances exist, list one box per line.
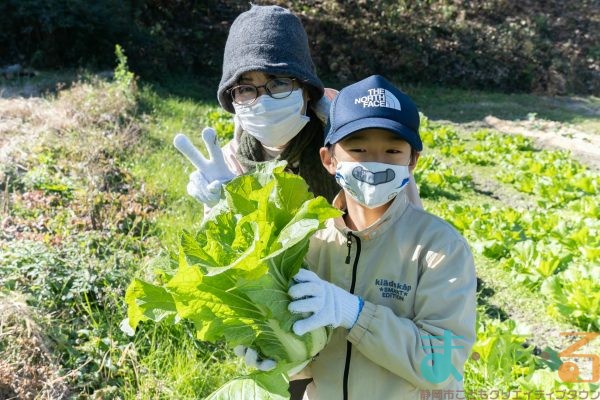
left=405, top=86, right=600, bottom=137
left=127, top=85, right=217, bottom=246
left=319, top=76, right=600, bottom=134
left=0, top=68, right=225, bottom=397
left=407, top=85, right=600, bottom=130
left=0, top=69, right=598, bottom=397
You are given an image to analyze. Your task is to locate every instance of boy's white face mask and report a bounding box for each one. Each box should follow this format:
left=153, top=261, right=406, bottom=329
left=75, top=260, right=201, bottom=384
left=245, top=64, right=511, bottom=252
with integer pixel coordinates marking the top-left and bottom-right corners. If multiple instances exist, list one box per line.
left=334, top=161, right=410, bottom=208
left=233, top=89, right=309, bottom=147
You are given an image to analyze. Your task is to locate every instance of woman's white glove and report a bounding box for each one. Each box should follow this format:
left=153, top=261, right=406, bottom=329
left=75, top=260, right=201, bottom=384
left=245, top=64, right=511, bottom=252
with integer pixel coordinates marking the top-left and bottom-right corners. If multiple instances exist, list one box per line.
left=288, top=269, right=362, bottom=336
left=233, top=345, right=277, bottom=372
left=174, top=127, right=236, bottom=207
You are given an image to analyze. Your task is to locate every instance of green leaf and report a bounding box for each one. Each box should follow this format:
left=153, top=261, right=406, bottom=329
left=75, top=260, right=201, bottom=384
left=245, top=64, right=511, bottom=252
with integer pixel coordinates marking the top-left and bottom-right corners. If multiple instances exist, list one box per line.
left=204, top=375, right=289, bottom=400
left=225, top=174, right=263, bottom=215
left=180, top=230, right=221, bottom=268
left=273, top=169, right=312, bottom=215
left=124, top=279, right=177, bottom=329
left=167, top=263, right=263, bottom=322
left=124, top=160, right=339, bottom=396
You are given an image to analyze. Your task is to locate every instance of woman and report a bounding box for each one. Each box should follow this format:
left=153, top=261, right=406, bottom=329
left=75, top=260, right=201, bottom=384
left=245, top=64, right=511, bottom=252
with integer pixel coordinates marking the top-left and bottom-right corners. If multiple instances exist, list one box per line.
left=182, top=5, right=423, bottom=398
left=186, top=4, right=422, bottom=210
left=187, top=4, right=339, bottom=209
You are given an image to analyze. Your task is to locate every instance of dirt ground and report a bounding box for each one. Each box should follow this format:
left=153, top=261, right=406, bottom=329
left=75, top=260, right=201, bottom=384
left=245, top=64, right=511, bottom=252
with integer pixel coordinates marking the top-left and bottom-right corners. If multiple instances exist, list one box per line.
left=0, top=294, right=70, bottom=399
left=483, top=115, right=600, bottom=170
left=435, top=117, right=600, bottom=172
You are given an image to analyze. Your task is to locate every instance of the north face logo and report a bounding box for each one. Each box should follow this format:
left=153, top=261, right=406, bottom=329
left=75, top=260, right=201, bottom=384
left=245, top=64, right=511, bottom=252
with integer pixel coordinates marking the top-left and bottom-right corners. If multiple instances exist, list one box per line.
left=354, top=88, right=401, bottom=110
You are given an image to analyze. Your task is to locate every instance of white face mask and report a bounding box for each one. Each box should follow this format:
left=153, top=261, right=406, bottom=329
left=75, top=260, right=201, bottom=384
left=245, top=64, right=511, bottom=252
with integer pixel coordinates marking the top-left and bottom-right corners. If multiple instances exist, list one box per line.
left=334, top=161, right=411, bottom=208
left=233, top=89, right=310, bottom=147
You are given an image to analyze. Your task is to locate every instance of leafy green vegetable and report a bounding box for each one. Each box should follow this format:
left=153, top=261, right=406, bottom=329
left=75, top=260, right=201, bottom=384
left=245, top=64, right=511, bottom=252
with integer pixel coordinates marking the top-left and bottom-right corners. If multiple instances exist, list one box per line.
left=542, top=264, right=600, bottom=331
left=124, top=161, right=342, bottom=398
left=500, top=240, right=570, bottom=289
left=465, top=317, right=536, bottom=389
left=204, top=376, right=289, bottom=400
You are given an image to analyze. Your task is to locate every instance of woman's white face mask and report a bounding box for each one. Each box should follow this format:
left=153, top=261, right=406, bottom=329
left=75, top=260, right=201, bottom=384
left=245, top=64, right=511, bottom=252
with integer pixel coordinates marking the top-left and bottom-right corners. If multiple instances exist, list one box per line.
left=233, top=89, right=309, bottom=147
left=334, top=161, right=411, bottom=208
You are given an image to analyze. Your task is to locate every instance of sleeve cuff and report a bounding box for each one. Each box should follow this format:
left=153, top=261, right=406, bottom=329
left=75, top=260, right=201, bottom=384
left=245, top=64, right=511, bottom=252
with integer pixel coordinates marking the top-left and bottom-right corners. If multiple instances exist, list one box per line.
left=346, top=300, right=377, bottom=345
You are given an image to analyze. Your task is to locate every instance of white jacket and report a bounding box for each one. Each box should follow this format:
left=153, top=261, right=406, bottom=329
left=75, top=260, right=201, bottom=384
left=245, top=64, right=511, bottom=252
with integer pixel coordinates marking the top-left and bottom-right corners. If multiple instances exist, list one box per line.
left=299, top=190, right=477, bottom=399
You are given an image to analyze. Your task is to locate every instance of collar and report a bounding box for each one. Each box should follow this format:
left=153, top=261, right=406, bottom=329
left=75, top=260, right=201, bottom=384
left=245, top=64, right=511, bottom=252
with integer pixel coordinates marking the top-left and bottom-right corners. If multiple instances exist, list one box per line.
left=329, top=190, right=410, bottom=240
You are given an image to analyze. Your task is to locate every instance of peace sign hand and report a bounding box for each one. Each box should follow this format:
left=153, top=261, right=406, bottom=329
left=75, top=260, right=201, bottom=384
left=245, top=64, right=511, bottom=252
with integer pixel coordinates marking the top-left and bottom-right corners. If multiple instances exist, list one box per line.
left=174, top=127, right=236, bottom=207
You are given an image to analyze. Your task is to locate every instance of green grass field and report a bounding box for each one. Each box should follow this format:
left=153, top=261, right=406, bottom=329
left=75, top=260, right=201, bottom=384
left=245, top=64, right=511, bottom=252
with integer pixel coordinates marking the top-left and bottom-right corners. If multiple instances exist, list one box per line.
left=0, top=65, right=598, bottom=398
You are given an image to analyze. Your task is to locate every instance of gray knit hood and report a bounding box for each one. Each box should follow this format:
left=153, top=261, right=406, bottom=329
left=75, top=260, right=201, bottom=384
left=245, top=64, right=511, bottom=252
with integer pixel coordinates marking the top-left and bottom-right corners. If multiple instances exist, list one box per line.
left=218, top=4, right=324, bottom=113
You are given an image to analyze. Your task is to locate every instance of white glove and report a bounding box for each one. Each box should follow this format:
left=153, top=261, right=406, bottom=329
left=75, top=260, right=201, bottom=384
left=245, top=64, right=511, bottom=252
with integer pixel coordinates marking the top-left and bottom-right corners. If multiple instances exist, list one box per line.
left=288, top=269, right=362, bottom=336
left=174, top=127, right=236, bottom=207
left=233, top=345, right=277, bottom=372
left=187, top=171, right=223, bottom=207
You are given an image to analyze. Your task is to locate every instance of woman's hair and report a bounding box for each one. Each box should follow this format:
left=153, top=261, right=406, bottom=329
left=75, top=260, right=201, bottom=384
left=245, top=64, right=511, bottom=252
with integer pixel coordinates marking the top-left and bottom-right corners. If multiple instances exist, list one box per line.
left=278, top=105, right=341, bottom=202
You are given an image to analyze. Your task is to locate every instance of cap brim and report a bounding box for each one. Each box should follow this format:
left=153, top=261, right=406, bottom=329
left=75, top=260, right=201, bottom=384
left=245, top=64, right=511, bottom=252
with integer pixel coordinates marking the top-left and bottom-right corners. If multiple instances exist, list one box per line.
left=326, top=117, right=422, bottom=151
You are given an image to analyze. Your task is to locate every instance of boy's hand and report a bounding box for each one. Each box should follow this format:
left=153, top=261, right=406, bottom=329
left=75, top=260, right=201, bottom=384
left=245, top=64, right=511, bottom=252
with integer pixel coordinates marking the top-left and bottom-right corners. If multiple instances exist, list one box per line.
left=288, top=269, right=362, bottom=336
left=233, top=345, right=277, bottom=372
left=173, top=127, right=236, bottom=207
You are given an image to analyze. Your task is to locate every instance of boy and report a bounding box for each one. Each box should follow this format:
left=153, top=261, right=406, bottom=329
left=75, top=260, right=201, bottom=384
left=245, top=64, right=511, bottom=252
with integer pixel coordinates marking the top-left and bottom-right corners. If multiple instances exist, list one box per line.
left=287, top=75, right=477, bottom=399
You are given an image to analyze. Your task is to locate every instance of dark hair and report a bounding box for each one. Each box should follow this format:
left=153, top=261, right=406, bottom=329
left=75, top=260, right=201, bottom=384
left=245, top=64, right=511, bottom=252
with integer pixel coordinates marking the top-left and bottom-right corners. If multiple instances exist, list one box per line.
left=235, top=101, right=340, bottom=202
left=409, top=148, right=419, bottom=166
left=282, top=104, right=340, bottom=202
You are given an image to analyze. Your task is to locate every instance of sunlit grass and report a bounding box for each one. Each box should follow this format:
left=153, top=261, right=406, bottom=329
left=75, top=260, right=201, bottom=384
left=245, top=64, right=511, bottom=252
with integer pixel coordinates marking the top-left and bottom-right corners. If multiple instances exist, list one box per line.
left=120, top=323, right=239, bottom=399
left=402, top=84, right=600, bottom=134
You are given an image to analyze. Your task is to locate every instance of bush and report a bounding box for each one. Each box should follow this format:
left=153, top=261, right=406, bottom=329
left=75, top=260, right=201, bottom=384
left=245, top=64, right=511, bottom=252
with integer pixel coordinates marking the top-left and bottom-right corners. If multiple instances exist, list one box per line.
left=1, top=0, right=597, bottom=94
left=0, top=0, right=247, bottom=77
left=284, top=0, right=599, bottom=94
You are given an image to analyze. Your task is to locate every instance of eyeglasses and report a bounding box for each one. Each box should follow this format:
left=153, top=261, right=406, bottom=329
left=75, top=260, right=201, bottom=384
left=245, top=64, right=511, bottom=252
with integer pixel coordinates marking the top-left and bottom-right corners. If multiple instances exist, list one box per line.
left=229, top=77, right=297, bottom=105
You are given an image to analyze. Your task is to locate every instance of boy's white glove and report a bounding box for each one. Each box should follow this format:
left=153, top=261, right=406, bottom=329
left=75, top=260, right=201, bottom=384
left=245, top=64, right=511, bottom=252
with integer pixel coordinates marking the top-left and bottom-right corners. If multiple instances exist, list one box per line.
left=233, top=345, right=277, bottom=372
left=288, top=269, right=361, bottom=336
left=174, top=127, right=236, bottom=207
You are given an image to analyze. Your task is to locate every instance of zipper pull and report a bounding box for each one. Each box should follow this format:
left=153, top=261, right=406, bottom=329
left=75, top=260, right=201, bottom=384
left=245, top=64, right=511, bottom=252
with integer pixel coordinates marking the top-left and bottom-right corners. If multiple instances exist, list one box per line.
left=345, top=233, right=352, bottom=264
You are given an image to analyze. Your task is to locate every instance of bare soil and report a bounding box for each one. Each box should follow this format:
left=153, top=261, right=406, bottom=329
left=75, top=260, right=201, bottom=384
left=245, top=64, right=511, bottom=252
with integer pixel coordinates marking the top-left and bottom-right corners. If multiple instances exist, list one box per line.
left=483, top=115, right=600, bottom=170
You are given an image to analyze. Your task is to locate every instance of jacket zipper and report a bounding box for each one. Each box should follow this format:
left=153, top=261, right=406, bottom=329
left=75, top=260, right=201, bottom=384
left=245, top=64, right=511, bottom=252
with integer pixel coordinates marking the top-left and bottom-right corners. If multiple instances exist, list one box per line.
left=345, top=233, right=353, bottom=264
left=343, top=232, right=361, bottom=400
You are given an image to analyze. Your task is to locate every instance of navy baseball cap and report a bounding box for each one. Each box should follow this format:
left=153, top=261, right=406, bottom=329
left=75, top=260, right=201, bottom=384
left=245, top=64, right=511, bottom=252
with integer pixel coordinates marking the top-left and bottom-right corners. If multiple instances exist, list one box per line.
left=324, top=75, right=422, bottom=151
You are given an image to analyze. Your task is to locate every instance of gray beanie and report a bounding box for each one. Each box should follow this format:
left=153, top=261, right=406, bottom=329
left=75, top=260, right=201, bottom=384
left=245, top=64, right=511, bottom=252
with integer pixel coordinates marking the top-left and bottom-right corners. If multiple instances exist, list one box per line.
left=218, top=4, right=324, bottom=113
